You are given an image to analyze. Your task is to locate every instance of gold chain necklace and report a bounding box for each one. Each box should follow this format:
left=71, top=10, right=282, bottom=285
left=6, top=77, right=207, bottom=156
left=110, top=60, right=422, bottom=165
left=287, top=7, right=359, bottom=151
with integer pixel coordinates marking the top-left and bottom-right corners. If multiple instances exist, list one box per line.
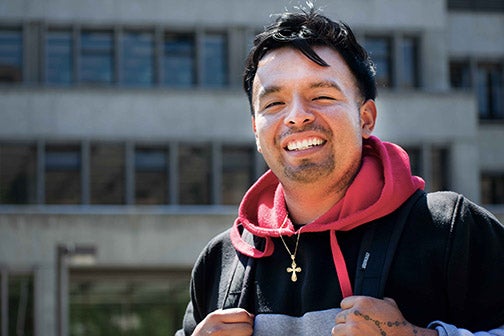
left=278, top=215, right=303, bottom=282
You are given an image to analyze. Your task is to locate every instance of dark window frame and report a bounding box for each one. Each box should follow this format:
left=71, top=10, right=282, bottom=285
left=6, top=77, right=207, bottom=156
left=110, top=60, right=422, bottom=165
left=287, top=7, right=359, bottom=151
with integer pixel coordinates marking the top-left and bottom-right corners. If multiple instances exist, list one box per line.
left=448, top=0, right=504, bottom=12
left=120, top=29, right=155, bottom=87
left=481, top=172, right=504, bottom=204
left=0, top=140, right=260, bottom=206
left=0, top=26, right=23, bottom=83
left=79, top=29, right=115, bottom=85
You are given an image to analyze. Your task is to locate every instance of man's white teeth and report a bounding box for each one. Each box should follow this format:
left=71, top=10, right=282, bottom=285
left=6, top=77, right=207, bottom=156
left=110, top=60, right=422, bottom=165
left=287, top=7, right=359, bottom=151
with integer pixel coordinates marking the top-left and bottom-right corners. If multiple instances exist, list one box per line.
left=286, top=138, right=324, bottom=151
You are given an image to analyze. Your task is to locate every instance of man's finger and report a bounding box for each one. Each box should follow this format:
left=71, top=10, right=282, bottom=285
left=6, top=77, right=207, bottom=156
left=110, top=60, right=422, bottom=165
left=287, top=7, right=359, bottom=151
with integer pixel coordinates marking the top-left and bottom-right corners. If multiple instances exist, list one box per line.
left=384, top=297, right=398, bottom=307
left=212, top=308, right=254, bottom=324
left=334, top=310, right=348, bottom=324
left=340, top=295, right=357, bottom=310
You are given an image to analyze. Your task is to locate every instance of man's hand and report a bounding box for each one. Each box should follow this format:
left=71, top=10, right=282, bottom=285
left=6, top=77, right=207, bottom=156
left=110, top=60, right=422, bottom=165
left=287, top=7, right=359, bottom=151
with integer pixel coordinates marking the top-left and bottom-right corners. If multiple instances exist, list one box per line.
left=332, top=296, right=438, bottom=336
left=192, top=308, right=254, bottom=336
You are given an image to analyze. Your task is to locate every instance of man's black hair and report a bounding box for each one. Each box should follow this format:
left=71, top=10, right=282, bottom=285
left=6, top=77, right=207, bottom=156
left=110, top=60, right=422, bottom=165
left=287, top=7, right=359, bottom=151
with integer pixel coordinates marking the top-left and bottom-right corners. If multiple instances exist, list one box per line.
left=243, top=4, right=376, bottom=114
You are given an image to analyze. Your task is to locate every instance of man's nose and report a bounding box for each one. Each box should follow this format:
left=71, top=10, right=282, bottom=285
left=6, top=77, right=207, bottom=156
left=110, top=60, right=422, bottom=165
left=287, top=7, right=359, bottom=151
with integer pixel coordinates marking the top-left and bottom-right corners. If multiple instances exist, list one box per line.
left=284, top=99, right=315, bottom=126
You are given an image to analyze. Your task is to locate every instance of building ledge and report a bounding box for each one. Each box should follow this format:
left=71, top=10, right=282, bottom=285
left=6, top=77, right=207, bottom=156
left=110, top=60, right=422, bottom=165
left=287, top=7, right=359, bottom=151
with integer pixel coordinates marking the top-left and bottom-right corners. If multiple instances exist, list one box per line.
left=0, top=204, right=238, bottom=216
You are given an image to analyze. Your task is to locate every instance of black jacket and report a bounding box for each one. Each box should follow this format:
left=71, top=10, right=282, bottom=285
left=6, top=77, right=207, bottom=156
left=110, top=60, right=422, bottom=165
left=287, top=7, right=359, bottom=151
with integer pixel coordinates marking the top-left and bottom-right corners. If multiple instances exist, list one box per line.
left=176, top=191, right=504, bottom=335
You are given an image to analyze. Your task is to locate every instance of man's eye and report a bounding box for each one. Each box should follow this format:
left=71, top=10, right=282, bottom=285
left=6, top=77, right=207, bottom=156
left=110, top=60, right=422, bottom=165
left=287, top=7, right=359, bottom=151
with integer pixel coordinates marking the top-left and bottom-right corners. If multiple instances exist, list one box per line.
left=265, top=101, right=284, bottom=109
left=313, top=96, right=336, bottom=101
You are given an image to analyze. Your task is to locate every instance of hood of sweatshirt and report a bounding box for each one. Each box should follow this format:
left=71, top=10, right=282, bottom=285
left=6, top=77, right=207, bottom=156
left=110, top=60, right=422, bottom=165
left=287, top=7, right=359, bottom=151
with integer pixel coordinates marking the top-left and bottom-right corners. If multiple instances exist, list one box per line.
left=230, top=136, right=425, bottom=297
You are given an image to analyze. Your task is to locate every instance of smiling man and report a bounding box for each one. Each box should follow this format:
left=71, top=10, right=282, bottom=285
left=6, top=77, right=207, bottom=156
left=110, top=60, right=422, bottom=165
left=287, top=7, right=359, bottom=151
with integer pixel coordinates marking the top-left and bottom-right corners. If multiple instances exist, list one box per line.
left=176, top=4, right=504, bottom=336
left=251, top=46, right=376, bottom=224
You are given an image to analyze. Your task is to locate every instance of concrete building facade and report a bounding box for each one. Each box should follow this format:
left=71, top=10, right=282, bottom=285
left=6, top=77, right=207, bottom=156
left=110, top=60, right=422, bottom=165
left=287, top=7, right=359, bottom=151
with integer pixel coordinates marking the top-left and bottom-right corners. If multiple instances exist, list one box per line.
left=0, top=0, right=503, bottom=335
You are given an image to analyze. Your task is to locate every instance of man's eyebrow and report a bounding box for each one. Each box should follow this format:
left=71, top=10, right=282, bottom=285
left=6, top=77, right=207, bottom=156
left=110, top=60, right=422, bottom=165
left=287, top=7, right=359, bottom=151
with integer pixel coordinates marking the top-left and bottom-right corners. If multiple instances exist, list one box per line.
left=256, top=80, right=343, bottom=102
left=257, top=85, right=281, bottom=101
left=310, top=80, right=343, bottom=92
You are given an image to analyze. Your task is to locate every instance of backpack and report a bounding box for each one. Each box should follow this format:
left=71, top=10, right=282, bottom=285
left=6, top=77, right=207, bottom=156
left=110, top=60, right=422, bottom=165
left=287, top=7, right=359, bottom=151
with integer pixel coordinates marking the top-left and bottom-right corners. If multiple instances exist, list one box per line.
left=222, top=189, right=425, bottom=308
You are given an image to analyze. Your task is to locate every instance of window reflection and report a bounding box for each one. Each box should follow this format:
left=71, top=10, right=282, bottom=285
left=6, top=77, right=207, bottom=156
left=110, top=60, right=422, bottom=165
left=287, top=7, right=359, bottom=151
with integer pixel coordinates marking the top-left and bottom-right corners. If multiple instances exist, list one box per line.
left=450, top=61, right=472, bottom=89
left=222, top=146, right=254, bottom=205
left=80, top=30, right=113, bottom=84
left=0, top=26, right=233, bottom=88
left=402, top=146, right=422, bottom=178
left=448, top=0, right=504, bottom=11
left=163, top=33, right=195, bottom=87
left=121, top=31, right=154, bottom=86
left=431, top=147, right=449, bottom=192
left=69, top=269, right=189, bottom=336
left=0, top=27, right=23, bottom=82
left=46, top=30, right=73, bottom=84
left=45, top=144, right=81, bottom=204
left=90, top=143, right=125, bottom=204
left=0, top=141, right=261, bottom=206
left=203, top=33, right=227, bottom=87
left=178, top=144, right=211, bottom=205
left=3, top=274, right=35, bottom=335
left=135, top=146, right=169, bottom=205
left=400, top=37, right=419, bottom=88
left=482, top=173, right=504, bottom=204
left=365, top=37, right=392, bottom=88
left=0, top=144, right=37, bottom=204
left=477, top=63, right=503, bottom=120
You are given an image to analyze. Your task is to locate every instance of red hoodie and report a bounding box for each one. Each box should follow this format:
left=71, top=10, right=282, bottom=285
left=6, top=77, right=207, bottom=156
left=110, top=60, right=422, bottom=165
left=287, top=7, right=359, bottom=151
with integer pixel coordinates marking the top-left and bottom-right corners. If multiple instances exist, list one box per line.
left=230, top=136, right=425, bottom=298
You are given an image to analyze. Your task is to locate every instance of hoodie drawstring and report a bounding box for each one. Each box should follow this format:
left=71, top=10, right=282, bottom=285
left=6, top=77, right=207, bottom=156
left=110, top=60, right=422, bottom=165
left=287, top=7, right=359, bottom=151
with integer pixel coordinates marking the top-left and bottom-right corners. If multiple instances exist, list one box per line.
left=330, top=230, right=353, bottom=298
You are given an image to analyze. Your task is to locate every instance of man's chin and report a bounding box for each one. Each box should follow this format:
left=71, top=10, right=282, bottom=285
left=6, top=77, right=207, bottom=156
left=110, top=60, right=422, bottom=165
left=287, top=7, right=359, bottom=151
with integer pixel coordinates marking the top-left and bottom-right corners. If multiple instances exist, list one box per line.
left=283, top=164, right=334, bottom=184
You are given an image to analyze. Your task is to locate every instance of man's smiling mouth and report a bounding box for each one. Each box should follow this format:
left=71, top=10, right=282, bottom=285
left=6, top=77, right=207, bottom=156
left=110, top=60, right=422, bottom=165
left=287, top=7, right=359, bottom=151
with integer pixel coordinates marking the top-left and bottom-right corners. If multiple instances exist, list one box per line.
left=285, top=137, right=326, bottom=151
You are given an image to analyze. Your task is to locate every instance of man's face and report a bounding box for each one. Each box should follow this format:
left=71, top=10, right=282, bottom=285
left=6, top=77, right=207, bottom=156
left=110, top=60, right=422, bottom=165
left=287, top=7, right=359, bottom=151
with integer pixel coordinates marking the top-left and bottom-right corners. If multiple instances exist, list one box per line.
left=251, top=46, right=376, bottom=189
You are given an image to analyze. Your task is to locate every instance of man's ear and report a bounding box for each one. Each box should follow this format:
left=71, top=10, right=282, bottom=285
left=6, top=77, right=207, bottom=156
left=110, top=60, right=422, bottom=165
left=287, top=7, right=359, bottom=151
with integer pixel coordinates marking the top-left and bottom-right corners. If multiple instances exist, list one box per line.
left=360, top=99, right=377, bottom=139
left=251, top=116, right=262, bottom=153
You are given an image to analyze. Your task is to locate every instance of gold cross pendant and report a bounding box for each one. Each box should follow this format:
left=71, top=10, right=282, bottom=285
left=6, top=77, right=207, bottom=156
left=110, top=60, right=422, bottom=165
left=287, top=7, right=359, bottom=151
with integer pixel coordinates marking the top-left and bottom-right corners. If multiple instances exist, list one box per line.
left=286, top=257, right=301, bottom=282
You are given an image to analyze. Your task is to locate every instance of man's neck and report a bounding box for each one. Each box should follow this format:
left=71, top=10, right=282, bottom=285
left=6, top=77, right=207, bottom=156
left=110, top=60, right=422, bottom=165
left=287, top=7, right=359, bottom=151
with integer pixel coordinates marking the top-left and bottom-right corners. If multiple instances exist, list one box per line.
left=283, top=182, right=347, bottom=225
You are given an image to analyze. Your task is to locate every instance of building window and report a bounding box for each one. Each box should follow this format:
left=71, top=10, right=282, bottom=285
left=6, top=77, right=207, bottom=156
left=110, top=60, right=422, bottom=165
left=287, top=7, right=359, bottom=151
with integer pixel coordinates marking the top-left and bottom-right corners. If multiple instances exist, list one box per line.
left=0, top=140, right=259, bottom=206
left=46, top=29, right=73, bottom=84
left=202, top=32, right=228, bottom=87
left=448, top=0, right=504, bottom=12
left=0, top=143, right=37, bottom=204
left=80, top=30, right=114, bottom=84
left=402, top=145, right=450, bottom=193
left=0, top=24, right=237, bottom=88
left=90, top=143, right=125, bottom=205
left=178, top=144, right=211, bottom=205
left=365, top=35, right=421, bottom=90
left=222, top=146, right=255, bottom=205
left=135, top=146, right=169, bottom=205
left=0, top=27, right=23, bottom=82
left=163, top=33, right=195, bottom=87
left=481, top=173, right=504, bottom=204
left=365, top=36, right=392, bottom=88
left=450, top=60, right=503, bottom=120
left=402, top=146, right=422, bottom=177
left=400, top=37, right=419, bottom=88
left=45, top=144, right=81, bottom=204
left=69, top=269, right=190, bottom=336
left=477, top=63, right=503, bottom=120
left=430, top=146, right=450, bottom=192
left=121, top=30, right=154, bottom=86
left=449, top=61, right=472, bottom=89
left=0, top=272, right=35, bottom=336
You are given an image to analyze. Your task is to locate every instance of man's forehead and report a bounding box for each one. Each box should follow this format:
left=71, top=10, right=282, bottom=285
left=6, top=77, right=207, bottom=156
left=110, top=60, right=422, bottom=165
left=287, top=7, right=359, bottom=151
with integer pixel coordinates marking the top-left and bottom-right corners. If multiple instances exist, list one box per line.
left=253, top=47, right=350, bottom=88
left=251, top=46, right=362, bottom=109
left=257, top=45, right=341, bottom=64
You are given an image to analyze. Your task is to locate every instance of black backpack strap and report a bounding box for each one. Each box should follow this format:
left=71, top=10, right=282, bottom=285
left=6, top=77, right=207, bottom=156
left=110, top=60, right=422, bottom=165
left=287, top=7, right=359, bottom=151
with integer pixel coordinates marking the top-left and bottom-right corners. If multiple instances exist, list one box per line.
left=353, top=189, right=424, bottom=298
left=221, top=227, right=258, bottom=310
left=221, top=252, right=245, bottom=309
